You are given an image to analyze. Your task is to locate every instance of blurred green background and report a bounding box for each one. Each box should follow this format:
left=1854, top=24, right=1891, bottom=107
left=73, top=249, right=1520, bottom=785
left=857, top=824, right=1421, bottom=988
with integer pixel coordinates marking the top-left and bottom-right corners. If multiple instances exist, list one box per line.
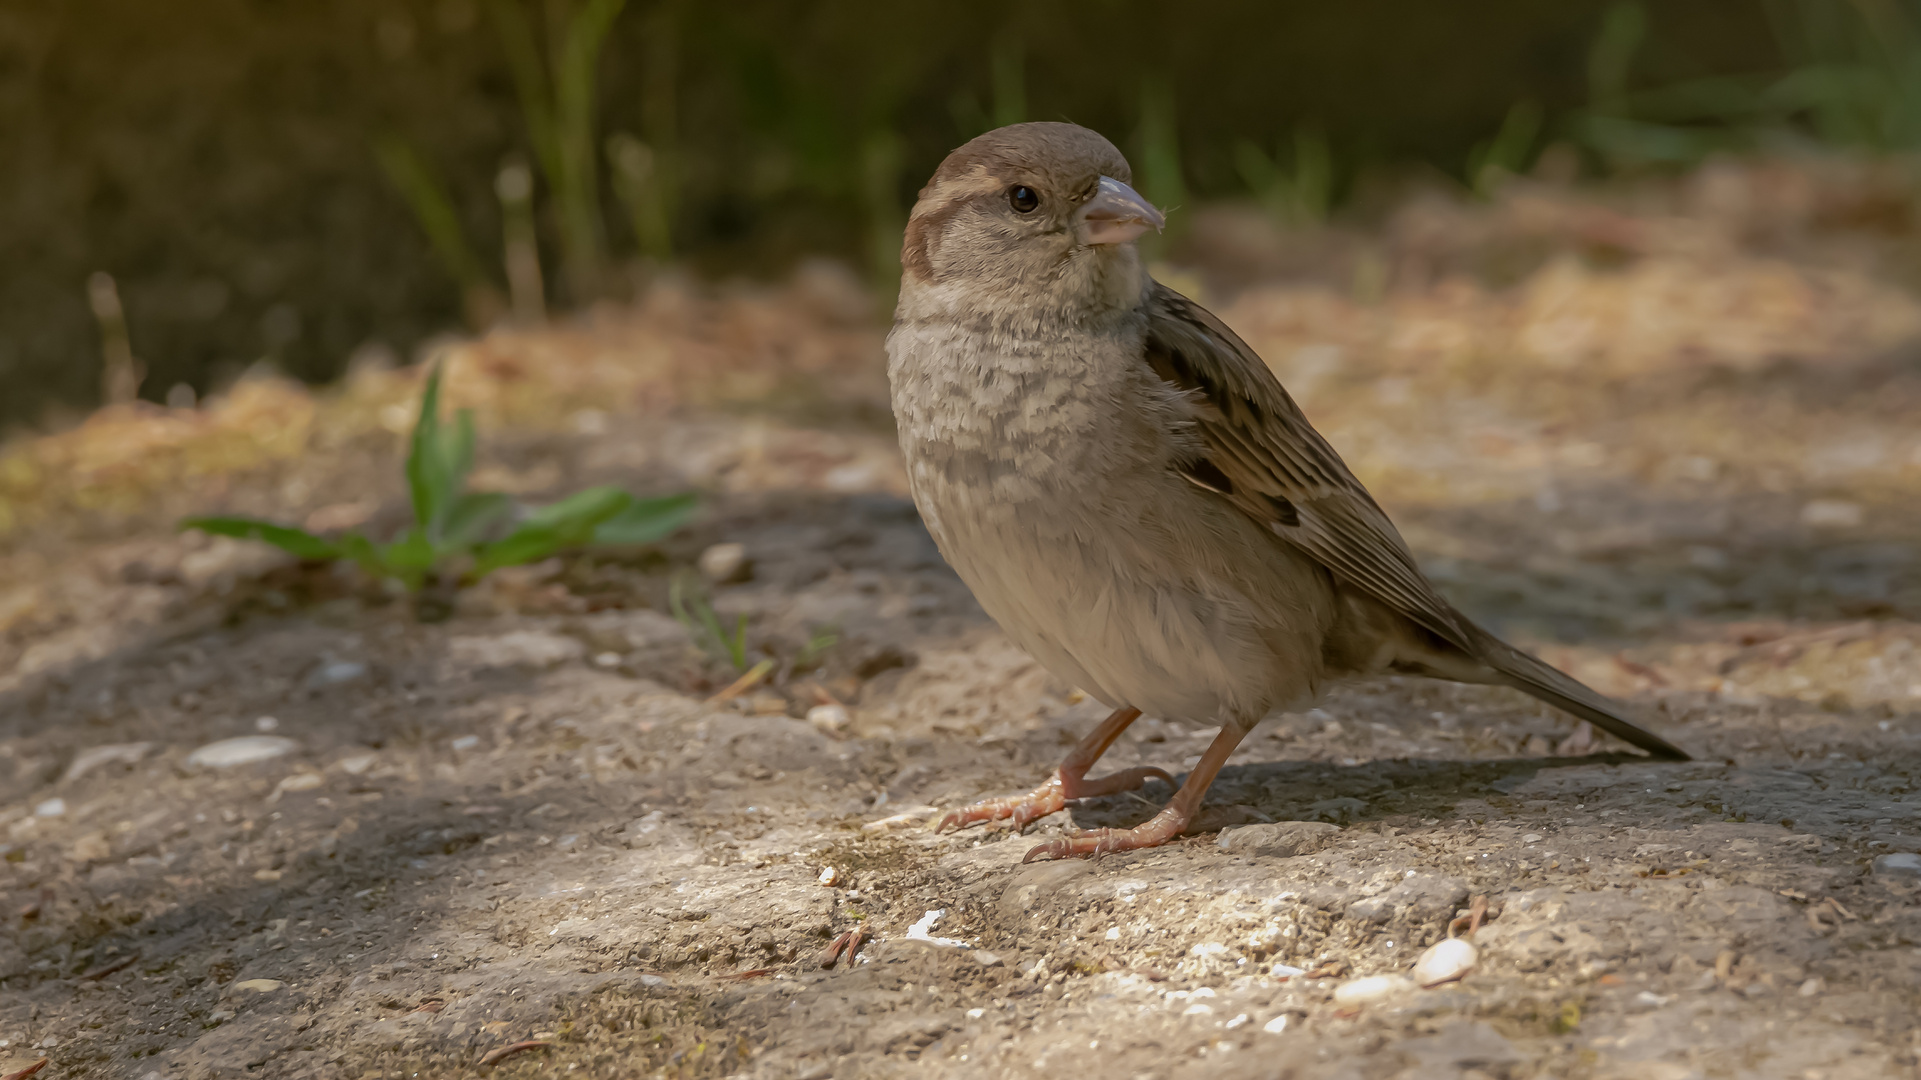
left=5, top=0, right=1915, bottom=430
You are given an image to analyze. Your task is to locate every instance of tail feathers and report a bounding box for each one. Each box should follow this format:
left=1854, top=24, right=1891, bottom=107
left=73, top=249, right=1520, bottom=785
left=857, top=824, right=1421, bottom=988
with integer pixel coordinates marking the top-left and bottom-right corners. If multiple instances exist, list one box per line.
left=1480, top=637, right=1689, bottom=760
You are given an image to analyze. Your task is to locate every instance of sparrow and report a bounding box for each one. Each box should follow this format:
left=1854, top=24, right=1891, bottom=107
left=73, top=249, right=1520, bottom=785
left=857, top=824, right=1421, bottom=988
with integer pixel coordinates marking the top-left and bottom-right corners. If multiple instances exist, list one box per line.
left=885, top=122, right=1686, bottom=863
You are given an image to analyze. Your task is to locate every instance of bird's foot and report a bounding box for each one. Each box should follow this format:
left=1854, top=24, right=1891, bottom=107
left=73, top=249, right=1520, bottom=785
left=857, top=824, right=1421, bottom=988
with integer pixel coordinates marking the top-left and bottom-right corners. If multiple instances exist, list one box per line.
left=935, top=766, right=1175, bottom=834
left=1023, top=805, right=1190, bottom=862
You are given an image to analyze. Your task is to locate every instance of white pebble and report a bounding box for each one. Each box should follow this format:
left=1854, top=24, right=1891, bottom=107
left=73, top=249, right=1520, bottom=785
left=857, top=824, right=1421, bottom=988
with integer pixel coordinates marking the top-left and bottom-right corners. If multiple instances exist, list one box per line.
left=1262, top=1014, right=1290, bottom=1034
left=450, top=735, right=481, bottom=752
left=33, top=798, right=66, bottom=818
left=1332, top=974, right=1414, bottom=1006
left=253, top=715, right=279, bottom=732
left=698, top=542, right=749, bottom=582
left=1270, top=963, right=1306, bottom=978
left=1872, top=852, right=1921, bottom=879
left=1521, top=833, right=1544, bottom=843
left=817, top=866, right=839, bottom=887
left=1413, top=937, right=1477, bottom=987
left=186, top=736, right=299, bottom=768
left=233, top=979, right=283, bottom=993
left=807, top=704, right=851, bottom=735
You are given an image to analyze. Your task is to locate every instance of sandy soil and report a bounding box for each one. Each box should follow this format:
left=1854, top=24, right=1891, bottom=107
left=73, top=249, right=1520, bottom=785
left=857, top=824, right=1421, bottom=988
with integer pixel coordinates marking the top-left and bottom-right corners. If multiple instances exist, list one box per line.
left=4, top=165, right=1921, bottom=1079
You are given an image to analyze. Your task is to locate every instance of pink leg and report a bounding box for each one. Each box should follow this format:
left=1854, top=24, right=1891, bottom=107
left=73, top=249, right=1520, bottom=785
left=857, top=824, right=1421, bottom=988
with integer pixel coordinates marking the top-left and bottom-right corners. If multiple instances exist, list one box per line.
left=1023, top=720, right=1251, bottom=862
left=935, top=707, right=1175, bottom=834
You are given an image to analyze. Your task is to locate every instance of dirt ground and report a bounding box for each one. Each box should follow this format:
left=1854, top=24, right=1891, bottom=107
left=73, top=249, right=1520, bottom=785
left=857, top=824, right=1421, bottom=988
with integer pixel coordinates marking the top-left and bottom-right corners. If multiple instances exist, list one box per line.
left=4, top=162, right=1921, bottom=1078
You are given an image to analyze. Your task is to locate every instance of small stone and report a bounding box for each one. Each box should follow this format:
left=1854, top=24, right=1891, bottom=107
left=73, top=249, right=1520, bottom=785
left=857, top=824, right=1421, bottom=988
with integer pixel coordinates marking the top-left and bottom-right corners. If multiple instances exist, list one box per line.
left=450, top=735, right=481, bottom=752
left=817, top=866, right=839, bottom=887
left=1798, top=977, right=1823, bottom=997
left=62, top=742, right=156, bottom=783
left=186, top=736, right=299, bottom=769
left=1871, top=852, right=1921, bottom=879
left=1801, top=499, right=1864, bottom=528
left=698, top=542, right=751, bottom=583
left=447, top=630, right=585, bottom=670
left=233, top=979, right=283, bottom=993
left=1262, top=1014, right=1290, bottom=1034
left=1270, top=963, right=1305, bottom=978
left=254, top=715, right=280, bottom=732
left=33, top=798, right=66, bottom=818
left=1412, top=937, right=1477, bottom=987
left=1215, top=821, right=1339, bottom=858
left=1521, top=833, right=1544, bottom=844
left=1333, top=974, right=1414, bottom=1006
left=253, top=869, right=283, bottom=882
left=807, top=704, right=851, bottom=735
left=337, top=753, right=378, bottom=776
left=306, top=661, right=369, bottom=688
left=269, top=773, right=324, bottom=801
left=972, top=950, right=1003, bottom=967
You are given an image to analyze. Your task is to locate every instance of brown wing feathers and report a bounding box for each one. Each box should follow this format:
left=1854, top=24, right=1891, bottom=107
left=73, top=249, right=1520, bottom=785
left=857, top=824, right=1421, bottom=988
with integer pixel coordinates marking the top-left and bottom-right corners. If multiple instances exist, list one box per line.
left=1141, top=282, right=1688, bottom=761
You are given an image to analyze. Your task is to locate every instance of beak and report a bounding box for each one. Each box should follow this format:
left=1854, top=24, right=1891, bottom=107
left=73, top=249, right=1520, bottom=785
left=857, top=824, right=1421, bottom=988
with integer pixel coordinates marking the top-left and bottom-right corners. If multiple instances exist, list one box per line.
left=1077, top=176, right=1165, bottom=246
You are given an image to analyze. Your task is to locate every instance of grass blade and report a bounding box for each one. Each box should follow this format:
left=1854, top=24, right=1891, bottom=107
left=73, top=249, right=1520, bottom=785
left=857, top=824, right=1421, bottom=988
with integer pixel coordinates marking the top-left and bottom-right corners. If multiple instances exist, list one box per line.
left=441, top=491, right=515, bottom=545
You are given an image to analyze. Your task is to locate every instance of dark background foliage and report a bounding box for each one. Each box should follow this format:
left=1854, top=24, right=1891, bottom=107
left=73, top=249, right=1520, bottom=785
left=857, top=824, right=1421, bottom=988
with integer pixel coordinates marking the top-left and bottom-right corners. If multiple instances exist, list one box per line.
left=0, top=0, right=1809, bottom=429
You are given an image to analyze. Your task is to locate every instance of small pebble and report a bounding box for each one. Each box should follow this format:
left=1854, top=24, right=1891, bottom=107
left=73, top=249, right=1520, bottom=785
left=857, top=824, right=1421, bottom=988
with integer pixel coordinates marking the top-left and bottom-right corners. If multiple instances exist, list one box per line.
left=62, top=742, right=156, bottom=783
left=1332, top=974, right=1414, bottom=1006
left=1799, top=977, right=1823, bottom=997
left=972, top=950, right=1003, bottom=967
left=337, top=753, right=378, bottom=776
left=1412, top=937, right=1477, bottom=987
left=1521, top=833, right=1544, bottom=843
left=33, top=798, right=67, bottom=818
left=807, top=704, right=851, bottom=735
left=233, top=979, right=283, bottom=993
left=1270, top=963, right=1306, bottom=978
left=186, top=736, right=299, bottom=769
left=1871, top=852, right=1921, bottom=879
left=817, top=866, right=839, bottom=887
left=1262, top=1014, right=1290, bottom=1035
left=450, top=735, right=481, bottom=752
left=307, top=660, right=368, bottom=688
left=698, top=542, right=750, bottom=583
left=254, top=715, right=279, bottom=732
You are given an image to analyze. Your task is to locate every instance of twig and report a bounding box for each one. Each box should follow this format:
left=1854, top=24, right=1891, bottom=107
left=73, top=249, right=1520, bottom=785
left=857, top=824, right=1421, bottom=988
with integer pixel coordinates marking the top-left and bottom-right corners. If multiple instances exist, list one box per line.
left=477, top=1040, right=551, bottom=1067
left=79, top=952, right=140, bottom=980
left=1, top=1059, right=48, bottom=1080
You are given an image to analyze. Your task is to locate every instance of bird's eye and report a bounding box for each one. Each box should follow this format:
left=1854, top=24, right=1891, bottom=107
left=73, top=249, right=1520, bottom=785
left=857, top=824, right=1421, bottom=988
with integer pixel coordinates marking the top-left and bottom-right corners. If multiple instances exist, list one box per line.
left=1008, top=185, right=1040, bottom=213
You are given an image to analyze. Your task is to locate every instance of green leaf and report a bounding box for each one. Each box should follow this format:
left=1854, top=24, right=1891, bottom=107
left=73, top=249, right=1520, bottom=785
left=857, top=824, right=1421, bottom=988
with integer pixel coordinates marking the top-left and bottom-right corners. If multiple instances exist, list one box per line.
left=405, top=363, right=477, bottom=539
left=440, top=491, right=514, bottom=546
left=591, top=492, right=697, bottom=546
left=522, top=485, right=633, bottom=534
left=406, top=364, right=447, bottom=529
left=181, top=516, right=340, bottom=561
left=471, top=524, right=567, bottom=577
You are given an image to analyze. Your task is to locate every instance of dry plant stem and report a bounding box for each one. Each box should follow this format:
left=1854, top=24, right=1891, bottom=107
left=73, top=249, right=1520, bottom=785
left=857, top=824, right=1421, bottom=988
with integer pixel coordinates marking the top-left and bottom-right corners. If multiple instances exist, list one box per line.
left=706, top=658, right=775, bottom=704
left=1024, top=720, right=1251, bottom=862
left=1448, top=894, right=1492, bottom=939
left=476, top=1040, right=550, bottom=1067
left=935, top=707, right=1175, bottom=834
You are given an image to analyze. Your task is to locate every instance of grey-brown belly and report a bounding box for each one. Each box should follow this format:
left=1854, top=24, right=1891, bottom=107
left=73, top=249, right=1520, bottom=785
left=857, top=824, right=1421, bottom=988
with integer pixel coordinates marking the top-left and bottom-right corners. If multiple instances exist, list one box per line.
left=911, top=466, right=1336, bottom=724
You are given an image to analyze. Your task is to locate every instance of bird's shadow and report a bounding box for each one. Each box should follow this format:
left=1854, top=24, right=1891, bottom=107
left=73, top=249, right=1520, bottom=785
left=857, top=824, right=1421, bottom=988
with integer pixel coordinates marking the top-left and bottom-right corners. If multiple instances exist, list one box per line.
left=1060, top=751, right=1682, bottom=834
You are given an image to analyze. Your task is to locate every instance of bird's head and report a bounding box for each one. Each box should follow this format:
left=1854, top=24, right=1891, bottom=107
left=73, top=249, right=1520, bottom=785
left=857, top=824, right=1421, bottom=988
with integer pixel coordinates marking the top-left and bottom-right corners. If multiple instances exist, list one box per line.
left=896, top=122, right=1164, bottom=325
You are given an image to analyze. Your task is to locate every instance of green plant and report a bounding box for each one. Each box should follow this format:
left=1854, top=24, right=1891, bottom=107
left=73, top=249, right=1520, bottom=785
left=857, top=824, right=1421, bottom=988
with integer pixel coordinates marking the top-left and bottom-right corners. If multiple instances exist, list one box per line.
left=182, top=364, right=695, bottom=595
left=1136, top=78, right=1186, bottom=250
left=373, top=135, right=500, bottom=326
left=1233, top=128, right=1333, bottom=227
left=669, top=571, right=751, bottom=671
left=1467, top=100, right=1544, bottom=194
left=487, top=0, right=629, bottom=299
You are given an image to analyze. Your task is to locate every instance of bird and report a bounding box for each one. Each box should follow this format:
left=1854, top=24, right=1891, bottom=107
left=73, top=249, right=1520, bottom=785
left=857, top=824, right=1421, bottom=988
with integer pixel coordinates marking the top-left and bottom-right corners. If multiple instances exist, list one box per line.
left=885, top=122, right=1687, bottom=863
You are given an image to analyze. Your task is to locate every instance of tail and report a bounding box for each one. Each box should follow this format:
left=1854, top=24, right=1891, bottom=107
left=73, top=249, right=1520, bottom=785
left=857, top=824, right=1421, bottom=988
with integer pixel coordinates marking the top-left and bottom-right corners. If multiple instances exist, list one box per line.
left=1475, top=632, right=1689, bottom=760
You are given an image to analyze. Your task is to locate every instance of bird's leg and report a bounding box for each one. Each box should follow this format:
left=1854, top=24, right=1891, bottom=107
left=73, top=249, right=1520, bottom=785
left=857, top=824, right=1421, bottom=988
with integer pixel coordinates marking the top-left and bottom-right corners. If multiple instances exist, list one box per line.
left=935, top=707, right=1175, bottom=834
left=1023, top=720, right=1250, bottom=862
